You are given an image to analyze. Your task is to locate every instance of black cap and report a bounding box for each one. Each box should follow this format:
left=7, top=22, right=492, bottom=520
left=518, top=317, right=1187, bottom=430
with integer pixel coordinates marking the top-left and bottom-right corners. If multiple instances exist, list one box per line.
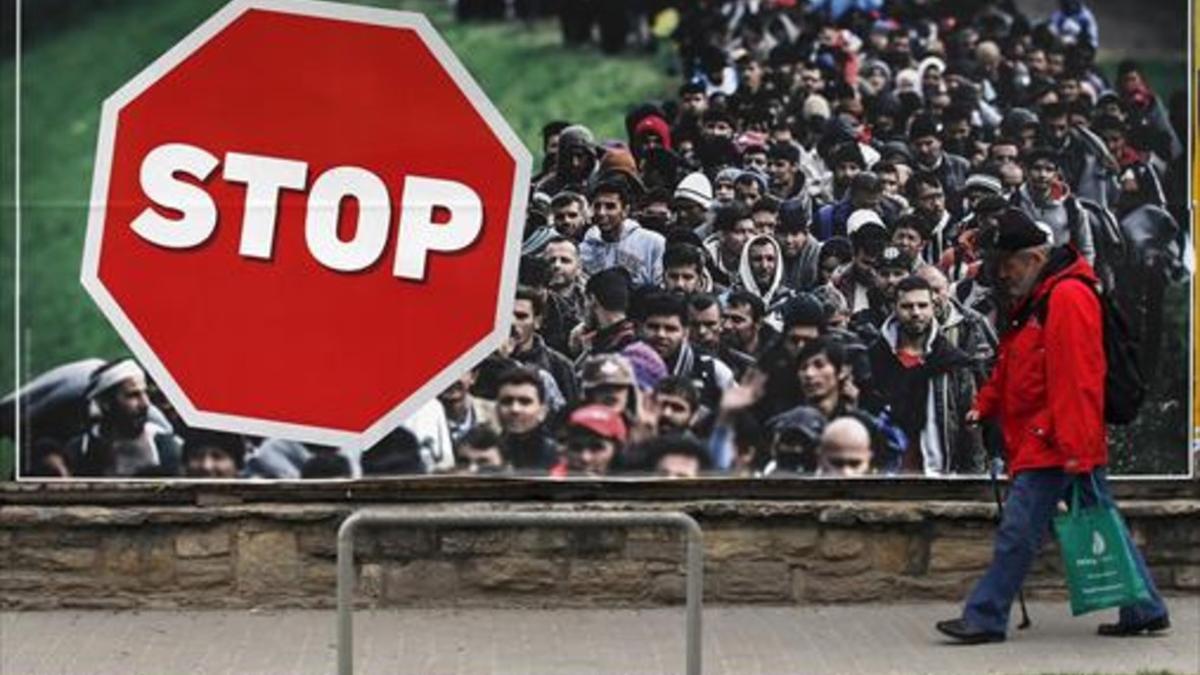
left=780, top=293, right=827, bottom=330
left=767, top=405, right=827, bottom=445
left=982, top=208, right=1054, bottom=253
left=908, top=114, right=943, bottom=141
left=878, top=245, right=916, bottom=272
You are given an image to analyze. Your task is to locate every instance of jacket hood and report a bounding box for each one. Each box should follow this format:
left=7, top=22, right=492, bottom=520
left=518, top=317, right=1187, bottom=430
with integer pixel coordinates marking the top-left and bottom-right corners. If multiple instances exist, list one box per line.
left=736, top=234, right=786, bottom=304
left=584, top=218, right=644, bottom=245
left=880, top=313, right=941, bottom=353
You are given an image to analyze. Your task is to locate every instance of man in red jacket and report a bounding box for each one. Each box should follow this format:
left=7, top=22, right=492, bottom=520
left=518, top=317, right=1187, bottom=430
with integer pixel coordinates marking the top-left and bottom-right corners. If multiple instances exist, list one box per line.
left=936, top=209, right=1169, bottom=644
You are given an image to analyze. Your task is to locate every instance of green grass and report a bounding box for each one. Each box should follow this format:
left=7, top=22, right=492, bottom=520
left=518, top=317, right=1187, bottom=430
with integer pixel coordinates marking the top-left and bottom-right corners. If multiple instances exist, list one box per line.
left=0, top=0, right=672, bottom=388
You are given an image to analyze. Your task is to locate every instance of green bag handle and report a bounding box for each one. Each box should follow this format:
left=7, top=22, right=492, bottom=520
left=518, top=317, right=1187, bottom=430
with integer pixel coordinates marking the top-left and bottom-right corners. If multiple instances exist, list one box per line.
left=1068, top=472, right=1108, bottom=513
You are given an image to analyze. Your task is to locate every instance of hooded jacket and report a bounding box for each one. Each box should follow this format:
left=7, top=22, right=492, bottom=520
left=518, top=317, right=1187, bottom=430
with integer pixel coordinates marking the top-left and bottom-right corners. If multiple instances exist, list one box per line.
left=974, top=247, right=1107, bottom=475
left=732, top=234, right=796, bottom=319
left=579, top=219, right=665, bottom=288
left=1011, top=183, right=1096, bottom=265
left=867, top=316, right=984, bottom=475
left=938, top=298, right=998, bottom=383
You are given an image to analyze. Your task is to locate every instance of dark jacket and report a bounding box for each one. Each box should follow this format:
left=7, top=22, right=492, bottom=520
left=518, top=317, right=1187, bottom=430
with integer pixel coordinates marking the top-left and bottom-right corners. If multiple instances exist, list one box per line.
left=916, top=151, right=971, bottom=198
left=501, top=425, right=560, bottom=471
left=514, top=335, right=579, bottom=404
left=867, top=317, right=985, bottom=475
left=782, top=238, right=822, bottom=291
left=975, top=247, right=1107, bottom=475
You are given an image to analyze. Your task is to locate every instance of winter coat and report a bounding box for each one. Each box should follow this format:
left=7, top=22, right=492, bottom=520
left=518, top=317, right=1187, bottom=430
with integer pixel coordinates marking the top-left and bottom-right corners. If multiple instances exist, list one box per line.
left=867, top=316, right=985, bottom=475
left=782, top=237, right=822, bottom=291
left=939, top=298, right=999, bottom=382
left=514, top=335, right=580, bottom=404
left=915, top=152, right=971, bottom=198
left=974, top=247, right=1107, bottom=475
left=579, top=219, right=665, bottom=288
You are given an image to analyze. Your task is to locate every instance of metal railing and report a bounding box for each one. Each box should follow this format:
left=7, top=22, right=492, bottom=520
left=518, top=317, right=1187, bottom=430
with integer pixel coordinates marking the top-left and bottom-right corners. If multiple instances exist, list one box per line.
left=336, top=509, right=704, bottom=675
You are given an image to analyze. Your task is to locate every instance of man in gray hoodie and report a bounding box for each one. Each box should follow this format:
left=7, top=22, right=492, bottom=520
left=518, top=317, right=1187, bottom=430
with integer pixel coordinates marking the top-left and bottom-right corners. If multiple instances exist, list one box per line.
left=1011, top=147, right=1095, bottom=265
left=579, top=178, right=665, bottom=288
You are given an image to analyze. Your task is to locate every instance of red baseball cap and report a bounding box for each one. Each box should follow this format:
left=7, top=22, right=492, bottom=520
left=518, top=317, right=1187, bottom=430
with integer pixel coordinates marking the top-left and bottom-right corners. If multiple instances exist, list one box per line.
left=567, top=405, right=627, bottom=444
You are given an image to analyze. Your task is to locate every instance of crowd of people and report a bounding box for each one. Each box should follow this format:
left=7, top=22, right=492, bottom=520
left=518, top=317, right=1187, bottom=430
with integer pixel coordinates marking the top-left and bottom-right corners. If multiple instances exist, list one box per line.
left=2, top=0, right=1189, bottom=480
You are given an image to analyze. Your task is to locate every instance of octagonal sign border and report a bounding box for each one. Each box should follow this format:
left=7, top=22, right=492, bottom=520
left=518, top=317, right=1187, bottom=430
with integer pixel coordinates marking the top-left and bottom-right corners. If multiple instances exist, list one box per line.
left=80, top=0, right=532, bottom=452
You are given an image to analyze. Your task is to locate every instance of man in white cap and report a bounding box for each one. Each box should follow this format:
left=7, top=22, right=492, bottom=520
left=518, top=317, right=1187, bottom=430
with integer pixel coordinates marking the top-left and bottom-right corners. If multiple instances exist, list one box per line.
left=672, top=171, right=713, bottom=233
left=832, top=209, right=890, bottom=315
left=65, top=359, right=180, bottom=477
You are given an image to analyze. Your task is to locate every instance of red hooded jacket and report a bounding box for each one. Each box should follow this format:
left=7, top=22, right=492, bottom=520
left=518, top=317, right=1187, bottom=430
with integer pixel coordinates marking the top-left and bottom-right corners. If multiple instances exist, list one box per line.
left=974, top=248, right=1107, bottom=475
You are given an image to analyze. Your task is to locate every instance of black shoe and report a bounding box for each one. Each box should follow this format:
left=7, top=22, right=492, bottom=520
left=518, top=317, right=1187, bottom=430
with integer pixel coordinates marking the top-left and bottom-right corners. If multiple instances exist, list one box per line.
left=1097, top=615, right=1170, bottom=637
left=936, top=618, right=1006, bottom=644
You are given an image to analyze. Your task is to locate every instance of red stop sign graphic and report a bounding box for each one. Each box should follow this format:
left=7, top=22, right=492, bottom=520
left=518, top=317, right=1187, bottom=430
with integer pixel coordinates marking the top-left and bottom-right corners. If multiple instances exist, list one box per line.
left=81, top=0, right=531, bottom=448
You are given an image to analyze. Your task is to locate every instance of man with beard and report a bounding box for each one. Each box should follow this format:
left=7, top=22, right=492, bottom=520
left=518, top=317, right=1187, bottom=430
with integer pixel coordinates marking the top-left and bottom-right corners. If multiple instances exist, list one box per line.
left=867, top=276, right=984, bottom=475
left=721, top=291, right=776, bottom=365
left=732, top=234, right=795, bottom=326
left=550, top=191, right=589, bottom=241
left=640, top=291, right=734, bottom=413
left=652, top=376, right=700, bottom=435
left=675, top=81, right=709, bottom=131
left=543, top=236, right=587, bottom=334
left=579, top=179, right=665, bottom=288
left=938, top=208, right=1169, bottom=644
left=672, top=171, right=713, bottom=233
left=494, top=367, right=558, bottom=472
left=908, top=114, right=971, bottom=199
left=778, top=199, right=821, bottom=291
left=915, top=265, right=998, bottom=381
left=908, top=171, right=960, bottom=264
left=64, top=360, right=181, bottom=477
left=511, top=287, right=578, bottom=404
left=536, top=125, right=597, bottom=196
left=1011, top=147, right=1095, bottom=265
left=662, top=243, right=709, bottom=296
left=685, top=293, right=722, bottom=355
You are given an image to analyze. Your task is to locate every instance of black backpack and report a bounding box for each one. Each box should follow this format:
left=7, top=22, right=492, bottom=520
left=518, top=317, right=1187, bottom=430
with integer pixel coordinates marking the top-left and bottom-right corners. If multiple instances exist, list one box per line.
left=1028, top=277, right=1147, bottom=425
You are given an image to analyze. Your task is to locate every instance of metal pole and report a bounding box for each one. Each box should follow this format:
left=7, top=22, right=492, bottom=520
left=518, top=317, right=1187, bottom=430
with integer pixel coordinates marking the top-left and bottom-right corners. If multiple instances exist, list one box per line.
left=335, top=509, right=703, bottom=675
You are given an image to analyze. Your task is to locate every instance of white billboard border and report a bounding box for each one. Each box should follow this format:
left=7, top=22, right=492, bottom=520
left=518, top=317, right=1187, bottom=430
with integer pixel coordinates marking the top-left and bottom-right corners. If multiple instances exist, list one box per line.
left=10, top=0, right=1195, bottom=482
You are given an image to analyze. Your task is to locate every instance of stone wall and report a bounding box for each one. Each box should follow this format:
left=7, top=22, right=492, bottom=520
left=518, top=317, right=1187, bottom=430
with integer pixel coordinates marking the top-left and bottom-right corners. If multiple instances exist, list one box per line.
left=2, top=501, right=1197, bottom=610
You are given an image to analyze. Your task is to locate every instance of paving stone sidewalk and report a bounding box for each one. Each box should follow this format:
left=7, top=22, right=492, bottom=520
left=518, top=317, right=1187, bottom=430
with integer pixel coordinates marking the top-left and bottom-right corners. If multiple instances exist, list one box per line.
left=2, top=600, right=1196, bottom=675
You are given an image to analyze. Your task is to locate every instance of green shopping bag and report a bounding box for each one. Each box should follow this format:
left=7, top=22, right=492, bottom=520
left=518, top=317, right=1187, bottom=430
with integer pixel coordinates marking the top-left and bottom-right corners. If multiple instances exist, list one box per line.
left=1053, top=474, right=1152, bottom=616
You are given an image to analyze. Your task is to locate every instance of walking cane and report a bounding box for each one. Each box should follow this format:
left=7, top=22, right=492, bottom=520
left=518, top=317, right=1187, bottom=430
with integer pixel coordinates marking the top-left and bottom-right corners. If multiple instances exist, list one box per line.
left=989, top=454, right=1032, bottom=629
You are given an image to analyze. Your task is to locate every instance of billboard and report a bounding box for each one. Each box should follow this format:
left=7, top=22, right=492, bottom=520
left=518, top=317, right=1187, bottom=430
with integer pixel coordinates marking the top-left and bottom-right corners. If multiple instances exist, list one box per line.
left=2, top=0, right=1194, bottom=481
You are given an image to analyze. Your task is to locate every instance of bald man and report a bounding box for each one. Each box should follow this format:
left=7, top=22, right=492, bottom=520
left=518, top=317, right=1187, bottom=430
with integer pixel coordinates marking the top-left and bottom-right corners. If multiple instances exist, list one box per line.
left=816, top=417, right=873, bottom=477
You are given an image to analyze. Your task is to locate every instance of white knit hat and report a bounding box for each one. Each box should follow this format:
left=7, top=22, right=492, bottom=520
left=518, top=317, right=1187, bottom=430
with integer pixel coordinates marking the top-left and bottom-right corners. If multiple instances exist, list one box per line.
left=673, top=171, right=713, bottom=209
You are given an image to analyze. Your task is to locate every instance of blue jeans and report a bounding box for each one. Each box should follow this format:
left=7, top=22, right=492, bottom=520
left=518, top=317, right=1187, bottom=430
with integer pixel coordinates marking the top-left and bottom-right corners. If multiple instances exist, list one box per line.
left=962, top=468, right=1168, bottom=635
